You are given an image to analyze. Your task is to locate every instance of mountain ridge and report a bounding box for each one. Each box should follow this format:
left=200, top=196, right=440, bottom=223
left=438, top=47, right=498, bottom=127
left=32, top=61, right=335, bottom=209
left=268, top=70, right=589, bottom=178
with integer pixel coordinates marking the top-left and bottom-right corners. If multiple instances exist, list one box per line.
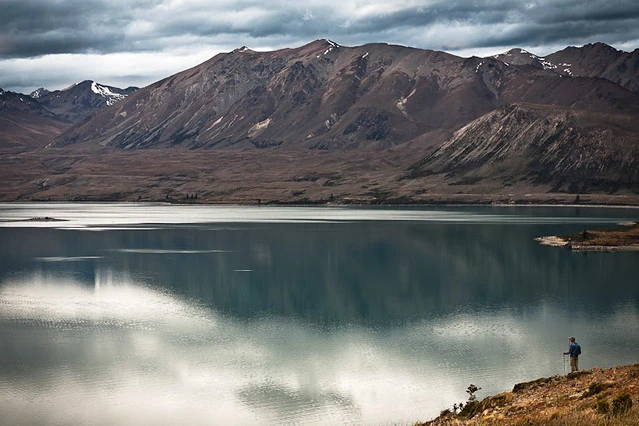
left=33, top=80, right=138, bottom=123
left=0, top=89, right=70, bottom=150
left=2, top=39, right=639, bottom=204
left=51, top=39, right=639, bottom=151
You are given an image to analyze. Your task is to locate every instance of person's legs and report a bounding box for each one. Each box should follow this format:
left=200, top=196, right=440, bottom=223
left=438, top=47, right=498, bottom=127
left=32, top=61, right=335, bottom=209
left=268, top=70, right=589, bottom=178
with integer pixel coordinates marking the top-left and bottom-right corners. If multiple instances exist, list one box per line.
left=570, top=356, right=577, bottom=372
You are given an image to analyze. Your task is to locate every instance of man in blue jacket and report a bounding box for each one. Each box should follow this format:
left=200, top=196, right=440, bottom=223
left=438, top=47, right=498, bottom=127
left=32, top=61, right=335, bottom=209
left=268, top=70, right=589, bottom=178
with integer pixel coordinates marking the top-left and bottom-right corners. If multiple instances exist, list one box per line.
left=563, top=336, right=580, bottom=372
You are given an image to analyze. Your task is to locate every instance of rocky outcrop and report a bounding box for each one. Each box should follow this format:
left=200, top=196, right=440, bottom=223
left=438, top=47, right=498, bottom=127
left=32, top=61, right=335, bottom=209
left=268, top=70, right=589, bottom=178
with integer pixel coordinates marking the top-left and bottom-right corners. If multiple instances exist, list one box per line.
left=408, top=104, right=639, bottom=192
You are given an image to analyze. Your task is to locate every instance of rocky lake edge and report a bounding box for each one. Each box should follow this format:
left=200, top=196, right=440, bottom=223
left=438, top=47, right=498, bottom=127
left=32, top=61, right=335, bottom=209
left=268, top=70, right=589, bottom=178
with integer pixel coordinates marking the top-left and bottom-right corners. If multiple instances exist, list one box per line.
left=419, top=363, right=639, bottom=426
left=536, top=221, right=639, bottom=251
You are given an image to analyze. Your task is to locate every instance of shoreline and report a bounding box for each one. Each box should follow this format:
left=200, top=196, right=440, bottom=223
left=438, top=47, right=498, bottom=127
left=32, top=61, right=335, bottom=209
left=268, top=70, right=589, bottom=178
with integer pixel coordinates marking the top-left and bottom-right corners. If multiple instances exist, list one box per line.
left=2, top=200, right=639, bottom=209
left=535, top=222, right=639, bottom=251
left=420, top=363, right=639, bottom=426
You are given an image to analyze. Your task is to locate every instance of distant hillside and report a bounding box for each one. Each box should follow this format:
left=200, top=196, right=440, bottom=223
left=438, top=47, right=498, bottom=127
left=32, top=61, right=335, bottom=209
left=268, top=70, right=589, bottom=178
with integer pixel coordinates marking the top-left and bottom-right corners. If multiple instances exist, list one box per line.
left=407, top=104, right=639, bottom=193
left=546, top=43, right=639, bottom=94
left=490, top=43, right=639, bottom=94
left=0, top=89, right=70, bottom=150
left=34, top=80, right=137, bottom=123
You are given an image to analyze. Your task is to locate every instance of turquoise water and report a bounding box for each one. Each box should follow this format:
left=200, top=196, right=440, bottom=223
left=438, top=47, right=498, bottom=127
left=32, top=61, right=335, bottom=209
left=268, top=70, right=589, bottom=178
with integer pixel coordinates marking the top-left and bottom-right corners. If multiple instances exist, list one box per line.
left=0, top=204, right=638, bottom=425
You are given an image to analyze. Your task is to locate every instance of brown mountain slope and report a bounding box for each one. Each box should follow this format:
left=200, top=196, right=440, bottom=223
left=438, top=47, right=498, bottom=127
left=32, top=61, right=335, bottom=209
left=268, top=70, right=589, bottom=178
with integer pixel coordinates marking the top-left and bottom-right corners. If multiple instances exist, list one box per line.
left=407, top=104, right=639, bottom=193
left=546, top=43, right=639, bottom=94
left=491, top=48, right=571, bottom=76
left=489, top=43, right=639, bottom=93
left=0, top=89, right=70, bottom=151
left=53, top=40, right=639, bottom=151
left=35, top=80, right=137, bottom=123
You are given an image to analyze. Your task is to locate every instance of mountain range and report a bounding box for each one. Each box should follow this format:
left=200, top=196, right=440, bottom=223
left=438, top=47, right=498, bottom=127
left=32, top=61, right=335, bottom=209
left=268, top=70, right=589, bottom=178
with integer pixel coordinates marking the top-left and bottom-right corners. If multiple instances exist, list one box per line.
left=0, top=81, right=137, bottom=151
left=31, top=80, right=138, bottom=123
left=1, top=40, right=638, bottom=204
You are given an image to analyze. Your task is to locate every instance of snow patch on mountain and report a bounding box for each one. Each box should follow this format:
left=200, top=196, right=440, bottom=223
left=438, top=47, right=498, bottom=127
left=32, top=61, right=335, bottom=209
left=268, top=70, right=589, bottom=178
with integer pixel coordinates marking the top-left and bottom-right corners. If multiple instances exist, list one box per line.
left=30, top=88, right=49, bottom=99
left=232, top=46, right=251, bottom=53
left=91, top=81, right=126, bottom=106
left=494, top=48, right=573, bottom=73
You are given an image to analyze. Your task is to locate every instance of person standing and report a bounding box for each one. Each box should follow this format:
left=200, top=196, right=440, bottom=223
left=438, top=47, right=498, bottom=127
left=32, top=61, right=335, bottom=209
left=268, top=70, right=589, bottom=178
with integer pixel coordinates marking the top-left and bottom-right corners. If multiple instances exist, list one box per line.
left=563, top=336, right=581, bottom=372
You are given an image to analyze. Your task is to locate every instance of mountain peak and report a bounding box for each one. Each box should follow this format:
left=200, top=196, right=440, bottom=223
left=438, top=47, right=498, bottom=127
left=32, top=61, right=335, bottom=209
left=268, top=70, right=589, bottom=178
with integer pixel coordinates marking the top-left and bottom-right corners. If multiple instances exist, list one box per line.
left=324, top=39, right=342, bottom=47
left=29, top=87, right=50, bottom=99
left=586, top=42, right=617, bottom=51
left=504, top=48, right=534, bottom=55
left=490, top=48, right=560, bottom=70
left=231, top=46, right=252, bottom=54
left=62, top=82, right=78, bottom=91
left=29, top=80, right=136, bottom=122
left=89, top=81, right=126, bottom=106
left=302, top=39, right=343, bottom=49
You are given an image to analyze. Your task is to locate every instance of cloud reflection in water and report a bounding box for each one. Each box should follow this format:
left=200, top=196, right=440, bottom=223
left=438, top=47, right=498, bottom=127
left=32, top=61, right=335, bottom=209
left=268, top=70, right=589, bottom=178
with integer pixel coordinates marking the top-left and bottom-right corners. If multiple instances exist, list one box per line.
left=1, top=270, right=638, bottom=425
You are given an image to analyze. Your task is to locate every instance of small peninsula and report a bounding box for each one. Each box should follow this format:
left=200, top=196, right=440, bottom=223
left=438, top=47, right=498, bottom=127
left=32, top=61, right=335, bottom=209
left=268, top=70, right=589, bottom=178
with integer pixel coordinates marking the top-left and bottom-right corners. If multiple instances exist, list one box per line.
left=536, top=222, right=639, bottom=251
left=0, top=217, right=67, bottom=223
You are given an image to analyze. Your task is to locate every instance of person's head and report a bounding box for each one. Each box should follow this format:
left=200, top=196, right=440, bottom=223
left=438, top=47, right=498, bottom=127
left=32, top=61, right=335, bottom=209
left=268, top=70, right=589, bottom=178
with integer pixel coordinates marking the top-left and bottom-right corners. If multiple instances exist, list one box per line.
left=569, top=337, right=575, bottom=343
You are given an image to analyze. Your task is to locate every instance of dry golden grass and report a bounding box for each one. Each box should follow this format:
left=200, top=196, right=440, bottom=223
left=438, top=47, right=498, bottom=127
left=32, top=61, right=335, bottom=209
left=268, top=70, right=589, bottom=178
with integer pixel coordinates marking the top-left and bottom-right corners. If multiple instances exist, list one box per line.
left=419, top=364, right=639, bottom=426
left=3, top=146, right=639, bottom=206
left=506, top=409, right=639, bottom=426
left=562, top=223, right=639, bottom=248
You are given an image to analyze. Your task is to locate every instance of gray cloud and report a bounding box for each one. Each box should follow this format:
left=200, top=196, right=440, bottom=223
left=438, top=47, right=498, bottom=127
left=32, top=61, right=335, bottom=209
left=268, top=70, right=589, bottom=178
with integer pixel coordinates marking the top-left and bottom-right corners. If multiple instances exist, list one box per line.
left=1, top=0, right=639, bottom=93
left=3, top=0, right=639, bottom=56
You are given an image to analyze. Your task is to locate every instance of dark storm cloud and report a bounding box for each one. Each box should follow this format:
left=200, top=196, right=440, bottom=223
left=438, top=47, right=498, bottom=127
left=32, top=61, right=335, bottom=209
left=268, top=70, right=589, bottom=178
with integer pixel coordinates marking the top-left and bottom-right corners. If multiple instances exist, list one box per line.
left=2, top=0, right=639, bottom=58
left=2, top=0, right=639, bottom=94
left=0, top=0, right=157, bottom=56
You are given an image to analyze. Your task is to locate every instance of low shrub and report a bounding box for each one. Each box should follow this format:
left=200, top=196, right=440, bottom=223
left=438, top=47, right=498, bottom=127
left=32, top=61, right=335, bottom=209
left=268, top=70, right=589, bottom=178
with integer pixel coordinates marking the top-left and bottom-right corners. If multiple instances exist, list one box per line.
left=612, top=392, right=633, bottom=416
left=584, top=381, right=614, bottom=398
left=595, top=395, right=610, bottom=415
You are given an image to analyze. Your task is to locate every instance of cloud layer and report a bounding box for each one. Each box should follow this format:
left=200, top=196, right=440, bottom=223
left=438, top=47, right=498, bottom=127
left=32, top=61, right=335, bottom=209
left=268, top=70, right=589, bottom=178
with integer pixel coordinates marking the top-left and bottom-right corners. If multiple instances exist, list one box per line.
left=2, top=0, right=639, bottom=93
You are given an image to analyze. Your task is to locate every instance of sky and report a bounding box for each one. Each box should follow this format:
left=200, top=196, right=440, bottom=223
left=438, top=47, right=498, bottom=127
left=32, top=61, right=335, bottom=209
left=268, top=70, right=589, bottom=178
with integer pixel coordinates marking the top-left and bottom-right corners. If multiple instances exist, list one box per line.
left=1, top=0, right=639, bottom=94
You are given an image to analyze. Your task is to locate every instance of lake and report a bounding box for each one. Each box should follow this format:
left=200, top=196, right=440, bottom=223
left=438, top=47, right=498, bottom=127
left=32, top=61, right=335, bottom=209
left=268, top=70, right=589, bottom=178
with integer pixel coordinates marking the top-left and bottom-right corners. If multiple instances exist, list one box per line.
left=1, top=203, right=638, bottom=425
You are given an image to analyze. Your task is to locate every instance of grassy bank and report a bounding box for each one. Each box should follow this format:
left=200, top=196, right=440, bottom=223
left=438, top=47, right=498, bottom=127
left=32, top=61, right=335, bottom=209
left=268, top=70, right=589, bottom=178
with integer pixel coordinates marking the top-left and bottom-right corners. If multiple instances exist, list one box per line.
left=418, top=364, right=639, bottom=425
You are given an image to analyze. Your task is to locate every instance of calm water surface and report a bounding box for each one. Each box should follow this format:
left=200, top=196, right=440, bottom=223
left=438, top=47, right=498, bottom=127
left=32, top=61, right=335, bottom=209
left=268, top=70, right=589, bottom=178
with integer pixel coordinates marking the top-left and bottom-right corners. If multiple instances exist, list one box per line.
left=0, top=203, right=638, bottom=425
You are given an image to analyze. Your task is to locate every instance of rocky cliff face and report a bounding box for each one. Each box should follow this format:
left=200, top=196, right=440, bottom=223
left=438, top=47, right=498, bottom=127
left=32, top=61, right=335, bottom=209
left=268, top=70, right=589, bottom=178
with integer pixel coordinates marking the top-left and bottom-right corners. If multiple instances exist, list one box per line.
left=408, top=104, right=639, bottom=192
